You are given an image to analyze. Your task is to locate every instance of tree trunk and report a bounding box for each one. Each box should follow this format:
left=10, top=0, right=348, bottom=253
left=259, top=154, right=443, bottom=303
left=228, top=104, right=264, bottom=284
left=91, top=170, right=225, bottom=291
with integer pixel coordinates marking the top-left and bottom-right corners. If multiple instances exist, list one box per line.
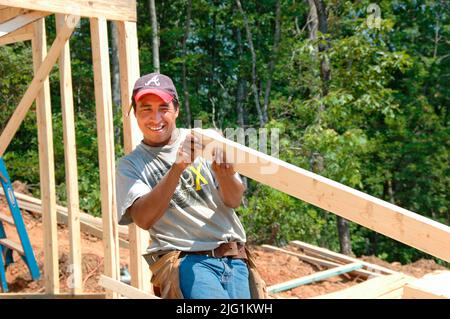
left=262, top=0, right=281, bottom=124
left=182, top=0, right=192, bottom=127
left=236, top=0, right=265, bottom=127
left=149, top=0, right=160, bottom=73
left=235, top=26, right=245, bottom=128
left=235, top=25, right=248, bottom=191
left=110, top=21, right=121, bottom=144
left=309, top=0, right=352, bottom=256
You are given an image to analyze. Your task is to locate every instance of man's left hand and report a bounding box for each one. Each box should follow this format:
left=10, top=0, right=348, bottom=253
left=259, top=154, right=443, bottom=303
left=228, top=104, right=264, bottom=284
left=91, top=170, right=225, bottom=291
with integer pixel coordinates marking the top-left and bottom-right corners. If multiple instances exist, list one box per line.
left=211, top=147, right=235, bottom=176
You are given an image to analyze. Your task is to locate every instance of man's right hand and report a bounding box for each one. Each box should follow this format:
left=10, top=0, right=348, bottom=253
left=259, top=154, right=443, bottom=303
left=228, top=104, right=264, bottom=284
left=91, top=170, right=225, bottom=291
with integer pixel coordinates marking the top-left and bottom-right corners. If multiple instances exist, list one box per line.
left=174, top=133, right=204, bottom=171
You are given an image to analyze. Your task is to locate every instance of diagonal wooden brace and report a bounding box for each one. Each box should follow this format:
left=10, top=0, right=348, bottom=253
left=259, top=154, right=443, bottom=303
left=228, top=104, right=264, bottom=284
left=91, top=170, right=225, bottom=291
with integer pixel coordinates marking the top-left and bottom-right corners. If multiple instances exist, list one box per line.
left=0, top=15, right=80, bottom=156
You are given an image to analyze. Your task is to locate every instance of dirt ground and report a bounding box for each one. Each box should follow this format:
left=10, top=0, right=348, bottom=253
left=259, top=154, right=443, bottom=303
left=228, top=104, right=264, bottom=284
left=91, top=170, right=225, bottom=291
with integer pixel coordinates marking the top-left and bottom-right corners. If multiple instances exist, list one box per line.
left=1, top=196, right=448, bottom=298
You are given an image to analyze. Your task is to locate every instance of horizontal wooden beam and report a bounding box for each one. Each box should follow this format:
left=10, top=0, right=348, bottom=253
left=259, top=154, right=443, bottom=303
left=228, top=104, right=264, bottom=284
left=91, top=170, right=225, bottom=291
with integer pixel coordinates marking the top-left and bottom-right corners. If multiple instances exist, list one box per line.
left=0, top=23, right=32, bottom=45
left=312, top=273, right=414, bottom=299
left=0, top=10, right=49, bottom=37
left=0, top=15, right=79, bottom=157
left=193, top=128, right=450, bottom=263
left=0, top=0, right=136, bottom=21
left=99, top=275, right=160, bottom=299
left=267, top=262, right=363, bottom=294
left=0, top=7, right=28, bottom=23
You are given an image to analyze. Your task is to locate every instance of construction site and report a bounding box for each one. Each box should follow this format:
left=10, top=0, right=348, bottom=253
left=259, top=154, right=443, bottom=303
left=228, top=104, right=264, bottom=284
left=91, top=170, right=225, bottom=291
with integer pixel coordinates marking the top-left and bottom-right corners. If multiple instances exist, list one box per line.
left=0, top=0, right=449, bottom=299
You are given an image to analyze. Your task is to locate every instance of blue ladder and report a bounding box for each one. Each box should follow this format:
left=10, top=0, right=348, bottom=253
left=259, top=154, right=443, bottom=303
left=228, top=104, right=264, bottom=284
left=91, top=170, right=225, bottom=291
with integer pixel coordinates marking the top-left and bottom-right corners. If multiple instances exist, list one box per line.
left=0, top=157, right=40, bottom=292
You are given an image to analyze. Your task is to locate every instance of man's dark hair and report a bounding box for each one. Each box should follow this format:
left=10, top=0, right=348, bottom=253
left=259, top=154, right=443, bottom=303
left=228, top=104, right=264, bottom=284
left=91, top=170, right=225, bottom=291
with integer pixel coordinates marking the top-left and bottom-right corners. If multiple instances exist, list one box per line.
left=131, top=98, right=180, bottom=112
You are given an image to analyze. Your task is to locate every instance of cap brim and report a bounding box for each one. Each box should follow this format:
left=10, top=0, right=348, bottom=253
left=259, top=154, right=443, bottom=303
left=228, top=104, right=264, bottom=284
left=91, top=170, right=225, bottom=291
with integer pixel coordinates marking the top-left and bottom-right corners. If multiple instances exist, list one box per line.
left=134, top=88, right=174, bottom=104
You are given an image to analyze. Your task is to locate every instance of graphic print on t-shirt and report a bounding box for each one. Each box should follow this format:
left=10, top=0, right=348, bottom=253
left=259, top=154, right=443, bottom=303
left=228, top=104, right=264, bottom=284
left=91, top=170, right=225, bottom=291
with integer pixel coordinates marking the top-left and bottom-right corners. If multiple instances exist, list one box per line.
left=148, top=157, right=211, bottom=209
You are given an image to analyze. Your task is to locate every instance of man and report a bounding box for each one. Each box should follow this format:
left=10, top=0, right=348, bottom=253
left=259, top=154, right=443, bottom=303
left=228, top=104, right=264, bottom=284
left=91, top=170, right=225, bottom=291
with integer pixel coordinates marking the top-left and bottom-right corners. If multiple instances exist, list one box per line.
left=116, top=72, right=255, bottom=299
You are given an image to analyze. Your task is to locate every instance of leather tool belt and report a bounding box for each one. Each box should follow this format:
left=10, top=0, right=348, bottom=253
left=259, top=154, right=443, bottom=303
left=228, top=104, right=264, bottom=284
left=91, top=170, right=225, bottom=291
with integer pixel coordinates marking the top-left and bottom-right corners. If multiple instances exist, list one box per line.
left=180, top=242, right=247, bottom=260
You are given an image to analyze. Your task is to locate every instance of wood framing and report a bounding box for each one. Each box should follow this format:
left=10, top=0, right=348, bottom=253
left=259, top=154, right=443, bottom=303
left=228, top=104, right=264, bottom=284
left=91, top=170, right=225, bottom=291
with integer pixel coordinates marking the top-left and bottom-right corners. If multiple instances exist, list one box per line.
left=90, top=16, right=119, bottom=298
left=0, top=189, right=130, bottom=248
left=193, top=128, right=450, bottom=263
left=0, top=24, right=33, bottom=46
left=116, top=20, right=150, bottom=293
left=32, top=17, right=58, bottom=294
left=0, top=6, right=28, bottom=23
left=0, top=10, right=49, bottom=37
left=0, top=0, right=137, bottom=21
left=312, top=273, right=414, bottom=299
left=99, top=275, right=159, bottom=299
left=56, top=14, right=82, bottom=294
left=403, top=271, right=450, bottom=299
left=262, top=244, right=381, bottom=278
left=290, top=240, right=397, bottom=275
left=0, top=14, right=80, bottom=156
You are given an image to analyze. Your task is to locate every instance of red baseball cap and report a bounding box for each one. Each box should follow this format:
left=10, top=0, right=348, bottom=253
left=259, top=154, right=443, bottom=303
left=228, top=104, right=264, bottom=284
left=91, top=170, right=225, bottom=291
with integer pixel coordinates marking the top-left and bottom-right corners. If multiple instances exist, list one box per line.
left=128, top=72, right=179, bottom=114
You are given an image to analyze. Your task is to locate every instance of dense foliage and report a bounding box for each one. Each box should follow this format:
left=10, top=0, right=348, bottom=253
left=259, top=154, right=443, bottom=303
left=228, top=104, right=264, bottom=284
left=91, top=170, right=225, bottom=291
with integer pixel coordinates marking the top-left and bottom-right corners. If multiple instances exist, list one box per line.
left=0, top=0, right=448, bottom=265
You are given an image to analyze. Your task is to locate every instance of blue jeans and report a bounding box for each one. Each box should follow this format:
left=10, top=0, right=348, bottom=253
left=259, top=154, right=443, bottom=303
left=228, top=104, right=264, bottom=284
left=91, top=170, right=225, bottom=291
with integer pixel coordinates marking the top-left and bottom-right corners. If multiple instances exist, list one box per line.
left=179, top=254, right=251, bottom=299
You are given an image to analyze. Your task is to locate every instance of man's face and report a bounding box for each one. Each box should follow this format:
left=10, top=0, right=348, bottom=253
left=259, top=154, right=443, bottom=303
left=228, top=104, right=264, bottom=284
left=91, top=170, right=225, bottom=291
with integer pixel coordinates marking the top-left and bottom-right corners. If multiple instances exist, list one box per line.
left=135, top=94, right=179, bottom=146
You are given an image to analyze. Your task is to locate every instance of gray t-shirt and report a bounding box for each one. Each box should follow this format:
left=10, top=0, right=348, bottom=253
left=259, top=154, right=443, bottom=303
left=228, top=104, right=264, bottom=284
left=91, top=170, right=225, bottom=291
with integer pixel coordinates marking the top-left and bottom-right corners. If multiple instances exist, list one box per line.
left=116, top=128, right=246, bottom=254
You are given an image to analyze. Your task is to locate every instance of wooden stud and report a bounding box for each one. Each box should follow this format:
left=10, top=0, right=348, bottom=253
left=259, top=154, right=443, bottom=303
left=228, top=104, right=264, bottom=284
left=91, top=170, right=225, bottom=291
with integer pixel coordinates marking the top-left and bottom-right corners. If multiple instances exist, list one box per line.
left=193, top=128, right=450, bottom=263
left=99, top=275, right=159, bottom=299
left=0, top=10, right=50, bottom=37
left=0, top=14, right=80, bottom=156
left=55, top=14, right=82, bottom=295
left=32, top=17, right=58, bottom=294
left=0, top=0, right=137, bottom=21
left=90, top=16, right=119, bottom=298
left=116, top=20, right=151, bottom=293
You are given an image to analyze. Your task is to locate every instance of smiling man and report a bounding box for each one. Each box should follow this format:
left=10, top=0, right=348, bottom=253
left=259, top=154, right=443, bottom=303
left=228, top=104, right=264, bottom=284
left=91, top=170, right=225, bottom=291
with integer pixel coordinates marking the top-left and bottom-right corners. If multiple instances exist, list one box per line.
left=115, top=73, right=263, bottom=299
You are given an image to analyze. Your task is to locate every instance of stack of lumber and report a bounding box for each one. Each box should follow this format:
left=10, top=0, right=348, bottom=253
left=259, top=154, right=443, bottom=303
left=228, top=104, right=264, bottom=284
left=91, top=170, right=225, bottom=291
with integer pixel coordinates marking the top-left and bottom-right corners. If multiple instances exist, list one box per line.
left=262, top=239, right=398, bottom=280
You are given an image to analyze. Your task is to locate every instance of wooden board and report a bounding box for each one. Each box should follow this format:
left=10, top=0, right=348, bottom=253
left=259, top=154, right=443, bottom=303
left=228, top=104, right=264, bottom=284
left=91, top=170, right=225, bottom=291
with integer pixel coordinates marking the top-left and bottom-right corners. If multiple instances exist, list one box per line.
left=403, top=271, right=450, bottom=299
left=99, top=275, right=159, bottom=299
left=0, top=23, right=32, bottom=45
left=32, top=17, right=59, bottom=295
left=262, top=244, right=380, bottom=278
left=90, top=17, right=119, bottom=298
left=0, top=10, right=49, bottom=37
left=312, top=274, right=414, bottom=299
left=0, top=238, right=24, bottom=255
left=0, top=0, right=136, bottom=21
left=116, top=20, right=150, bottom=293
left=56, top=14, right=82, bottom=294
left=290, top=240, right=397, bottom=275
left=193, top=128, right=450, bottom=263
